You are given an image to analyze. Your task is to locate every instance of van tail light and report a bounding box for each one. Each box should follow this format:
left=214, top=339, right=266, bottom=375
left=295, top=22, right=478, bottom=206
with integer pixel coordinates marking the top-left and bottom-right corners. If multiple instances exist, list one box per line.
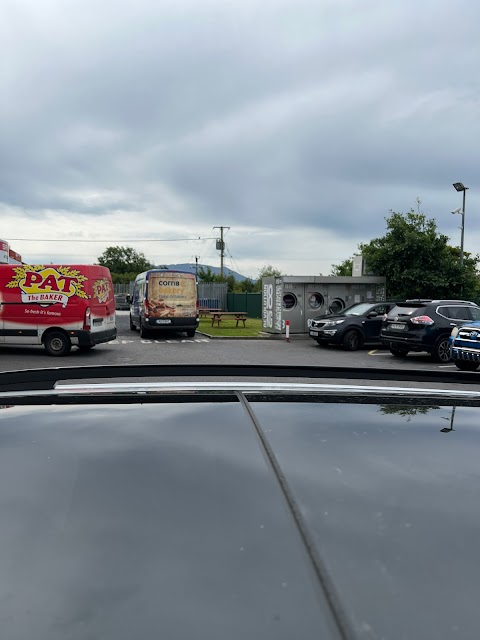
left=411, top=315, right=434, bottom=326
left=84, top=307, right=91, bottom=330
left=143, top=301, right=149, bottom=318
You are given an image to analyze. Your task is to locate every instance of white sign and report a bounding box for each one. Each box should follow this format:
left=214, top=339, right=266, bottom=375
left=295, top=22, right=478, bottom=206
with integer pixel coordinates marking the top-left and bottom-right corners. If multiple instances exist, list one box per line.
left=274, top=279, right=282, bottom=332
left=262, top=282, right=274, bottom=329
left=0, top=240, right=8, bottom=264
left=352, top=255, right=363, bottom=277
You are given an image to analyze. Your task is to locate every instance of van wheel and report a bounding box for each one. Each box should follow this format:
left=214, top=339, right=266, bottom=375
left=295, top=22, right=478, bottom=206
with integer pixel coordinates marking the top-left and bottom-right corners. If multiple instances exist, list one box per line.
left=342, top=330, right=363, bottom=351
left=186, top=329, right=196, bottom=337
left=432, top=336, right=452, bottom=363
left=130, top=315, right=136, bottom=331
left=44, top=331, right=71, bottom=356
left=140, top=325, right=149, bottom=338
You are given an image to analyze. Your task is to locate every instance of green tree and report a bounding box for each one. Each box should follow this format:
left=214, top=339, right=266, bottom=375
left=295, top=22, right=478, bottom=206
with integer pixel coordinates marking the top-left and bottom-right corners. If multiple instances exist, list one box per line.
left=198, top=267, right=237, bottom=292
left=98, top=246, right=154, bottom=275
left=253, top=265, right=283, bottom=291
left=109, top=271, right=141, bottom=285
left=224, top=274, right=236, bottom=292
left=257, top=264, right=283, bottom=279
left=235, top=277, right=256, bottom=293
left=330, top=258, right=354, bottom=276
left=197, top=266, right=216, bottom=282
left=332, top=210, right=480, bottom=300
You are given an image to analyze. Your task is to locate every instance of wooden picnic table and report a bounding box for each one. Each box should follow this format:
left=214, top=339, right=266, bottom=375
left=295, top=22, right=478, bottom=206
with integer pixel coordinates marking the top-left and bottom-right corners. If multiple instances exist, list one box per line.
left=199, top=307, right=222, bottom=317
left=208, top=311, right=248, bottom=327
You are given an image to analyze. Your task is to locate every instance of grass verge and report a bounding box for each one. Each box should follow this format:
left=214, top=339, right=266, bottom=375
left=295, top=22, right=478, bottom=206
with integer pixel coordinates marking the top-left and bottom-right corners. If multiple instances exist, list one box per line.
left=198, top=317, right=264, bottom=337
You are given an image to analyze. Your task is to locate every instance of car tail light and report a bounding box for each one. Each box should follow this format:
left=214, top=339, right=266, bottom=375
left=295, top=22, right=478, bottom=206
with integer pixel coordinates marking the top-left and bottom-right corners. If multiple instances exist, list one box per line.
left=411, top=315, right=434, bottom=326
left=84, top=307, right=91, bottom=330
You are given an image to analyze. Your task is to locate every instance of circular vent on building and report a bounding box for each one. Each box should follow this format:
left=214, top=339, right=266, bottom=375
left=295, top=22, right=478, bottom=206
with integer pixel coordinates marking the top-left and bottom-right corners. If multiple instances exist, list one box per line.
left=282, top=293, right=297, bottom=310
left=308, top=293, right=324, bottom=309
left=329, top=298, right=345, bottom=314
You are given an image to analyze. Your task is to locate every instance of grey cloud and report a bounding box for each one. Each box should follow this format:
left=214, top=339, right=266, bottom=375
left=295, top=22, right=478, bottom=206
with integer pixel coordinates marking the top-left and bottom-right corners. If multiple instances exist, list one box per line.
left=1, top=0, right=480, bottom=255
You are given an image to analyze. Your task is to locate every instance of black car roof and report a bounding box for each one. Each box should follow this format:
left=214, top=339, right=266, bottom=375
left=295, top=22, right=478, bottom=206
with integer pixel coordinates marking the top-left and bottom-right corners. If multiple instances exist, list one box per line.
left=1, top=365, right=480, bottom=639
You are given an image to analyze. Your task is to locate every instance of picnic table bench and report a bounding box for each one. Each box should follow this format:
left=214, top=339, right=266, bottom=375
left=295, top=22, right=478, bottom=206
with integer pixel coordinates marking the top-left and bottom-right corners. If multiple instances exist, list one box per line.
left=208, top=311, right=248, bottom=327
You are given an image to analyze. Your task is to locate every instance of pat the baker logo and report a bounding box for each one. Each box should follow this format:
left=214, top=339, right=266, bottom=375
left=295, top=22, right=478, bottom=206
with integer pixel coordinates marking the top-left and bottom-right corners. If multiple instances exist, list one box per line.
left=93, top=278, right=111, bottom=304
left=6, top=265, right=88, bottom=308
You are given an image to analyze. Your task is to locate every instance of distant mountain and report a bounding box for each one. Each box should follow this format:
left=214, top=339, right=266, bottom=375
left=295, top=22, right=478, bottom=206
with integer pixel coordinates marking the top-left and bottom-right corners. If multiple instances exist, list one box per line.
left=156, top=263, right=248, bottom=282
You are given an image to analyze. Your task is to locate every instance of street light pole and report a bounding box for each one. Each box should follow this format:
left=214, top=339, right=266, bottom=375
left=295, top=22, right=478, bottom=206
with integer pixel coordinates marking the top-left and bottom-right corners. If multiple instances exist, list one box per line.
left=452, top=182, right=469, bottom=270
left=461, top=188, right=466, bottom=269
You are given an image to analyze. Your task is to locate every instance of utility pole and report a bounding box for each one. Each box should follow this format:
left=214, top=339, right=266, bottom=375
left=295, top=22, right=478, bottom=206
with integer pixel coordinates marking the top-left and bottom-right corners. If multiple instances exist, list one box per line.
left=213, top=226, right=230, bottom=278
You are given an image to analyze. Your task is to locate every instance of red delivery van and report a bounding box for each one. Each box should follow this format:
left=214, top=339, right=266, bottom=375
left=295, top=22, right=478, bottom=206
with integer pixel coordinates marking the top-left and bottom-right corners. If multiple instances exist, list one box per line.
left=0, top=264, right=117, bottom=356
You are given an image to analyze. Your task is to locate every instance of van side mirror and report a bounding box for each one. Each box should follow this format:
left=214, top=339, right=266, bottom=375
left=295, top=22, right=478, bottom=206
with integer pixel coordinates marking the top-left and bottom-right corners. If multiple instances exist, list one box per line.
left=126, top=295, right=131, bottom=304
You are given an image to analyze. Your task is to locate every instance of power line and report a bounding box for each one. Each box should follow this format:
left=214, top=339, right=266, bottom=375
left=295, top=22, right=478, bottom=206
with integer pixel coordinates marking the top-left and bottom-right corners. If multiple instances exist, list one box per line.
left=225, top=243, right=242, bottom=275
left=3, top=236, right=217, bottom=243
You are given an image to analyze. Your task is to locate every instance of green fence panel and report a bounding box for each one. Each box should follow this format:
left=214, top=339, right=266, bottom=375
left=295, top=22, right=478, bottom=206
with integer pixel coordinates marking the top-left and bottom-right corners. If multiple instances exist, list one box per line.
left=226, top=293, right=262, bottom=318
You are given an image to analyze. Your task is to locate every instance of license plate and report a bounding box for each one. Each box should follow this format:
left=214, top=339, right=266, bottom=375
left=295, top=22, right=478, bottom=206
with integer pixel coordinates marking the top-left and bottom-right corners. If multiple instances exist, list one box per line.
left=156, top=319, right=171, bottom=324
left=390, top=323, right=406, bottom=330
left=310, top=330, right=319, bottom=336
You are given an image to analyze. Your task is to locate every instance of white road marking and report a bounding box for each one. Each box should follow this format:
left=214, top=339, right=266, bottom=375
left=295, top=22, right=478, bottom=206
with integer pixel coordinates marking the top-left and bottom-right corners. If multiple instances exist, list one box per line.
left=107, top=338, right=210, bottom=345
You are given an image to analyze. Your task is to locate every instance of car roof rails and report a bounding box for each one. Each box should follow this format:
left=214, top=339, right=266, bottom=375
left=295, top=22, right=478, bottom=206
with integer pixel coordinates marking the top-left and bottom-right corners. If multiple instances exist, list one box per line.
left=430, top=299, right=478, bottom=305
left=403, top=299, right=478, bottom=305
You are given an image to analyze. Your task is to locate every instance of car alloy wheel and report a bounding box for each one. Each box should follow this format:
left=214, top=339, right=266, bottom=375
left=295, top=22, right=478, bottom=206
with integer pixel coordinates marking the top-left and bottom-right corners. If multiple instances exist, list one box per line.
left=342, top=330, right=363, bottom=351
left=432, top=337, right=452, bottom=363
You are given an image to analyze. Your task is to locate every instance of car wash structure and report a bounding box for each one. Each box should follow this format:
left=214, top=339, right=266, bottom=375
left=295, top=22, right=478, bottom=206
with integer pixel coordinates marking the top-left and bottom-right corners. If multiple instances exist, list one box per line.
left=261, top=274, right=387, bottom=335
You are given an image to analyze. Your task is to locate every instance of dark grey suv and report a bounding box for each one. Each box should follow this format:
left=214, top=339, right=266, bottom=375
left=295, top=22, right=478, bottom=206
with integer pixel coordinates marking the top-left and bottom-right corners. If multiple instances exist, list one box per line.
left=309, top=301, right=396, bottom=350
left=381, top=299, right=480, bottom=362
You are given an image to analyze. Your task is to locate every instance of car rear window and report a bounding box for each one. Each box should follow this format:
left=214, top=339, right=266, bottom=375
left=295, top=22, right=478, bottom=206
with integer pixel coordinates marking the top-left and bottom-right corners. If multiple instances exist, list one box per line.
left=387, top=305, right=426, bottom=318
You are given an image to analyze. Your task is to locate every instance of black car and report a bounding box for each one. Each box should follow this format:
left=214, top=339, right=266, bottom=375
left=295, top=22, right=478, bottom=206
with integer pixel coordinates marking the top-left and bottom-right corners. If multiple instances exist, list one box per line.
left=381, top=299, right=480, bottom=362
left=114, top=293, right=131, bottom=310
left=309, top=301, right=396, bottom=350
left=2, top=363, right=480, bottom=640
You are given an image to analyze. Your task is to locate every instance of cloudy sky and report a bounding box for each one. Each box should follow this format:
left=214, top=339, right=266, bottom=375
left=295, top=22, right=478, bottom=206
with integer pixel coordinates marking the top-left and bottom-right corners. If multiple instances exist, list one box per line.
left=2, top=0, right=479, bottom=278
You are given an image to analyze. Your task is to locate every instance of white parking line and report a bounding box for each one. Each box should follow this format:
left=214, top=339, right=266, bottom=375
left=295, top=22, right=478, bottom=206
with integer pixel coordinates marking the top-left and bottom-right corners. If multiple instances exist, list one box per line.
left=108, top=339, right=210, bottom=345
